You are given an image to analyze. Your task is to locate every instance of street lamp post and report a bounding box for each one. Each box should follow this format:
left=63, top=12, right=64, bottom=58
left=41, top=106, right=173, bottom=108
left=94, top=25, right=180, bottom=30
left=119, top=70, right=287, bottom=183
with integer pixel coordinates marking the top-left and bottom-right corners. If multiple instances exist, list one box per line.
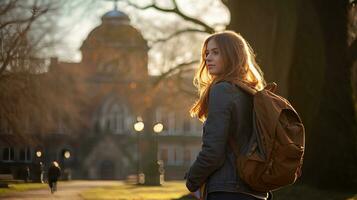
left=133, top=116, right=164, bottom=186
left=34, top=149, right=43, bottom=183
left=62, top=150, right=71, bottom=180
left=153, top=123, right=163, bottom=155
left=133, top=118, right=144, bottom=184
left=141, top=121, right=164, bottom=185
left=153, top=122, right=164, bottom=184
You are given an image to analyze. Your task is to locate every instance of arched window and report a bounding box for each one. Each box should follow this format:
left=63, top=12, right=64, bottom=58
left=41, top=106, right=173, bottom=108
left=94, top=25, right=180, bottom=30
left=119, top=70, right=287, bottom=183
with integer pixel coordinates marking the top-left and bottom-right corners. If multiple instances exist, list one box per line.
left=109, top=104, right=126, bottom=134
left=100, top=96, right=132, bottom=134
left=97, top=60, right=120, bottom=75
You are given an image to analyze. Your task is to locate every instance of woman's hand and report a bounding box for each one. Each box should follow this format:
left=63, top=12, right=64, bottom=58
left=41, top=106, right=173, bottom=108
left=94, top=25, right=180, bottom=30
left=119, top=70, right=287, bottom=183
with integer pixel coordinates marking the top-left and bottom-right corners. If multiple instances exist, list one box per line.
left=191, top=190, right=202, bottom=200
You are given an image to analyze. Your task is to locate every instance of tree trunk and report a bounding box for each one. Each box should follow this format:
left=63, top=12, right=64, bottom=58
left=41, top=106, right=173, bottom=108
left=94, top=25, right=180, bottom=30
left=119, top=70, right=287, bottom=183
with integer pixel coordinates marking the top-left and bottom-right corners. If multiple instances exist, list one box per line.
left=300, top=0, right=357, bottom=188
left=223, top=0, right=299, bottom=97
left=222, top=0, right=357, bottom=189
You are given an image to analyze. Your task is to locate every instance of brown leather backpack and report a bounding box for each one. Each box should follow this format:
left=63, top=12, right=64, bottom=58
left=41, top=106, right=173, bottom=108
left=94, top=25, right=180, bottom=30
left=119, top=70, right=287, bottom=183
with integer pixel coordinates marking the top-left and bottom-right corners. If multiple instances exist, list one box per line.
left=229, top=82, right=305, bottom=192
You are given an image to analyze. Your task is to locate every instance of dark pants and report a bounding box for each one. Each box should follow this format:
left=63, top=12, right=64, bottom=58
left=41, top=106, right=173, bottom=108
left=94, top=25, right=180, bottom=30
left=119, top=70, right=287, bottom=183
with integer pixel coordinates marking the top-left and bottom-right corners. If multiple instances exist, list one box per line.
left=207, top=192, right=260, bottom=200
left=48, top=178, right=57, bottom=188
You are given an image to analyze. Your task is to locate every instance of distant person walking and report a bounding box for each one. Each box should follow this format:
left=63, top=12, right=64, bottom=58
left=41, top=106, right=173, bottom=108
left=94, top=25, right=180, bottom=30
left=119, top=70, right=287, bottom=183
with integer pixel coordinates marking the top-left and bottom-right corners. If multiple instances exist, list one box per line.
left=47, top=161, right=61, bottom=194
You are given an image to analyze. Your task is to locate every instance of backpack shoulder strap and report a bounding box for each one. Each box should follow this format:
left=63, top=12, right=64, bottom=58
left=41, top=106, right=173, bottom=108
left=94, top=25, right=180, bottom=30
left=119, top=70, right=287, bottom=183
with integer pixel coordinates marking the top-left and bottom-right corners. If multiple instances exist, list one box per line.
left=229, top=82, right=278, bottom=157
left=235, top=82, right=278, bottom=95
left=265, top=82, right=277, bottom=93
left=235, top=81, right=257, bottom=95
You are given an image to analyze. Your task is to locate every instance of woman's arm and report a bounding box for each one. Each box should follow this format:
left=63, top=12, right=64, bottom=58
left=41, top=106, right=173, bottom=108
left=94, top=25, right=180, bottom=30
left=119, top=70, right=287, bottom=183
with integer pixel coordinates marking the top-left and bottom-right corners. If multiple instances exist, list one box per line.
left=186, top=81, right=234, bottom=192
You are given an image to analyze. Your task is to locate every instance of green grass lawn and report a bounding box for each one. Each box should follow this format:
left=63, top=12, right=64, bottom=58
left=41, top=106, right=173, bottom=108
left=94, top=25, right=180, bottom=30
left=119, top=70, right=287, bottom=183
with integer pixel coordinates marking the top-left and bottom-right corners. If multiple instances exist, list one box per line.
left=1, top=181, right=355, bottom=200
left=80, top=181, right=193, bottom=200
left=0, top=182, right=47, bottom=196
left=81, top=181, right=357, bottom=200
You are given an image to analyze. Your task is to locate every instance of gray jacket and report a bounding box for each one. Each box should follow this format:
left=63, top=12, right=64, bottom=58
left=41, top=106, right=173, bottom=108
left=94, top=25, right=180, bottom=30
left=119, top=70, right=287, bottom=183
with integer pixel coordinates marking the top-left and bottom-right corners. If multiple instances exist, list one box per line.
left=185, top=81, right=268, bottom=199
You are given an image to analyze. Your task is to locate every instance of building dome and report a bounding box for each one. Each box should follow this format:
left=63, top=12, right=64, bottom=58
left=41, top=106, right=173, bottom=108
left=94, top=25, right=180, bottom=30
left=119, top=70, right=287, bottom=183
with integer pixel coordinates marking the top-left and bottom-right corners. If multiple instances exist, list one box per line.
left=101, top=8, right=130, bottom=25
left=81, top=8, right=148, bottom=53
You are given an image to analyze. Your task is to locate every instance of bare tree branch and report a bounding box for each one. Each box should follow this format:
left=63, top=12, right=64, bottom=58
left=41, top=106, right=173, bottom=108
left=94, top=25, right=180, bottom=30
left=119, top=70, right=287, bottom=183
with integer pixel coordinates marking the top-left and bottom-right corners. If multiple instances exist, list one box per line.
left=0, top=5, right=49, bottom=75
left=124, top=0, right=215, bottom=33
left=152, top=28, right=207, bottom=43
left=0, top=24, right=32, bottom=74
left=153, top=60, right=198, bottom=86
left=0, top=0, right=17, bottom=15
left=177, top=73, right=198, bottom=97
left=0, top=0, right=87, bottom=136
left=0, top=18, right=35, bottom=30
left=0, top=5, right=53, bottom=29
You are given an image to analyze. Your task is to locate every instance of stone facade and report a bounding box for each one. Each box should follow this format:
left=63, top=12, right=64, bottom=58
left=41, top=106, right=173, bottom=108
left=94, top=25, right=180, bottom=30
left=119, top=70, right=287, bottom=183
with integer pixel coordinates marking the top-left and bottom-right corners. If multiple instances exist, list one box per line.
left=0, top=7, right=202, bottom=181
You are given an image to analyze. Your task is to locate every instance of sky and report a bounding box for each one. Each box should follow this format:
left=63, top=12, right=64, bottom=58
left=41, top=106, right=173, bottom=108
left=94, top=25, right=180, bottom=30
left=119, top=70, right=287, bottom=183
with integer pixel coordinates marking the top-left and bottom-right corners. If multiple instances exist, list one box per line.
left=54, top=0, right=230, bottom=75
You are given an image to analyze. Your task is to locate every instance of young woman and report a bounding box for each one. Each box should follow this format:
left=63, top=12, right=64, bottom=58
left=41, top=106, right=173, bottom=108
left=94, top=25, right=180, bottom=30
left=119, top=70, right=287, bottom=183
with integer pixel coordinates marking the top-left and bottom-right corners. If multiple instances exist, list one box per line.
left=185, top=31, right=269, bottom=200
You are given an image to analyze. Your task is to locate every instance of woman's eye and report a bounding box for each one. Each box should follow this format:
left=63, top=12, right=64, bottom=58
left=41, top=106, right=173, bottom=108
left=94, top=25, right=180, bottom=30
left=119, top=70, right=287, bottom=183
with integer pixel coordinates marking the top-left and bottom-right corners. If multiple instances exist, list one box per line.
left=213, top=51, right=219, bottom=55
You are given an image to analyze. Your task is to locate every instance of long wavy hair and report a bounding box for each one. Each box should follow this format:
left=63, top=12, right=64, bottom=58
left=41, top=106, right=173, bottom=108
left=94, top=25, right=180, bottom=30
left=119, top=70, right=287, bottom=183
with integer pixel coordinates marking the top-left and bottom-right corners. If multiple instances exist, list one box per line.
left=190, top=31, right=266, bottom=122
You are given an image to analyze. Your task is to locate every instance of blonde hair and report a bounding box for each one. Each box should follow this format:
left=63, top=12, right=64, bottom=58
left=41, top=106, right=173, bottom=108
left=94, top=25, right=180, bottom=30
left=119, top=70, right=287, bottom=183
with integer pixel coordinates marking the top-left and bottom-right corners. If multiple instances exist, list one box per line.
left=190, top=31, right=266, bottom=121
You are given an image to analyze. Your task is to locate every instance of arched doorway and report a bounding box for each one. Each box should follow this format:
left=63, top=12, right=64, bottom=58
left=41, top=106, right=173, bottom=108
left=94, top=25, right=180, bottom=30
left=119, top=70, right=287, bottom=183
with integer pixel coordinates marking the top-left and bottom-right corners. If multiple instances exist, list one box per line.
left=99, top=160, right=115, bottom=180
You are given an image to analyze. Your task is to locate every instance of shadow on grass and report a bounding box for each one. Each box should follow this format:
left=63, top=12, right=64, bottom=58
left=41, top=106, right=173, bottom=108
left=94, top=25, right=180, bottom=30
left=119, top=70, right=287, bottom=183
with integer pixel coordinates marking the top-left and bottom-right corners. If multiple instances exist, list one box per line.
left=269, top=184, right=357, bottom=200
left=172, top=184, right=357, bottom=200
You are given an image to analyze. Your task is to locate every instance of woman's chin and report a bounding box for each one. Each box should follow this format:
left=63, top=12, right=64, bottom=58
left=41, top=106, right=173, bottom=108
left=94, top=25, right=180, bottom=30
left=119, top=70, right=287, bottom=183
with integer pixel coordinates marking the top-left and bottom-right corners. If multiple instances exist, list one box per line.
left=208, top=70, right=216, bottom=75
left=208, top=71, right=220, bottom=76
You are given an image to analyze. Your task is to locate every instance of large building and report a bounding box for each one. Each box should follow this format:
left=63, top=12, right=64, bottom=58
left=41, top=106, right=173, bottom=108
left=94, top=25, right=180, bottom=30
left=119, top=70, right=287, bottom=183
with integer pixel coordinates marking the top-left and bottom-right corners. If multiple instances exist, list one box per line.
left=0, top=7, right=202, bottom=181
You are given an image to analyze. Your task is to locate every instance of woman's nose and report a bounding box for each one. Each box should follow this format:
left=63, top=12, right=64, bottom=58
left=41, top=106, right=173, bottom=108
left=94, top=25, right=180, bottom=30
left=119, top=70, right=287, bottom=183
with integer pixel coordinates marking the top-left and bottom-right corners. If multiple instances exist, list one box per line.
left=206, top=54, right=212, bottom=61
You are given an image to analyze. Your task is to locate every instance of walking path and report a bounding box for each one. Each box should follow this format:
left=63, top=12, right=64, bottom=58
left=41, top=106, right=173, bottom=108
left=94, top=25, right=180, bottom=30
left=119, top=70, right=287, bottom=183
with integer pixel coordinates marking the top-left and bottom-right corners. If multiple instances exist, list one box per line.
left=0, top=180, right=122, bottom=200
